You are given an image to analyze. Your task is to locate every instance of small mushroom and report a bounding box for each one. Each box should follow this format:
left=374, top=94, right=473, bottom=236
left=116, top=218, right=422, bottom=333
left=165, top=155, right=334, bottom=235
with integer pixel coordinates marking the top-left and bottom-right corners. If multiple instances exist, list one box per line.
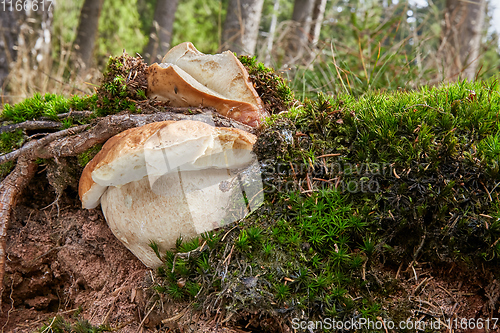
left=147, top=64, right=263, bottom=127
left=79, top=120, right=263, bottom=268
left=147, top=42, right=268, bottom=127
left=162, top=42, right=264, bottom=109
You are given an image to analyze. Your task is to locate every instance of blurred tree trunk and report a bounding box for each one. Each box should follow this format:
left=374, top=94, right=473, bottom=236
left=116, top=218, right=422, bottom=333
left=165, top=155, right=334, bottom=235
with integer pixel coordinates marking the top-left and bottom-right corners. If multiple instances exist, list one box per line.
left=0, top=10, right=24, bottom=93
left=284, top=0, right=315, bottom=66
left=264, top=0, right=280, bottom=66
left=309, top=0, right=327, bottom=47
left=144, top=0, right=180, bottom=64
left=73, top=0, right=104, bottom=73
left=438, top=0, right=486, bottom=81
left=222, top=0, right=265, bottom=55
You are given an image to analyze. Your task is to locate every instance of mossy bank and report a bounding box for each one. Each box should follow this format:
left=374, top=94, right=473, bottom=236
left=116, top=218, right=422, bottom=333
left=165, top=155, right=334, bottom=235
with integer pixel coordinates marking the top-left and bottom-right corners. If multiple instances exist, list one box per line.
left=150, top=79, right=500, bottom=331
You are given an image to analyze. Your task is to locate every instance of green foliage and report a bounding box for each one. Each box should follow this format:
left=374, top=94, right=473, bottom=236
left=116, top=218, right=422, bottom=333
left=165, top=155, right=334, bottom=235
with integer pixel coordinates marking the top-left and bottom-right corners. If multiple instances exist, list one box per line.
left=52, top=0, right=149, bottom=71
left=172, top=0, right=225, bottom=54
left=149, top=240, right=162, bottom=261
left=477, top=132, right=500, bottom=177
left=0, top=161, right=14, bottom=179
left=0, top=129, right=24, bottom=153
left=97, top=0, right=148, bottom=65
left=77, top=144, right=103, bottom=167
left=150, top=188, right=372, bottom=322
left=275, top=283, right=290, bottom=301
left=2, top=93, right=62, bottom=122
left=0, top=129, right=24, bottom=175
left=1, top=93, right=96, bottom=123
left=95, top=54, right=148, bottom=116
left=263, top=79, right=500, bottom=267
left=286, top=0, right=499, bottom=99
left=178, top=237, right=201, bottom=253
left=239, top=55, right=295, bottom=114
left=235, top=230, right=250, bottom=251
left=51, top=0, right=84, bottom=62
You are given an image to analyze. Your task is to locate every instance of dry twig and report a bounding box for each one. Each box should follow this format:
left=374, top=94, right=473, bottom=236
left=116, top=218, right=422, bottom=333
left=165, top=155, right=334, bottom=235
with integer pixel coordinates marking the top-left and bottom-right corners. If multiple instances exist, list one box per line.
left=0, top=120, right=63, bottom=134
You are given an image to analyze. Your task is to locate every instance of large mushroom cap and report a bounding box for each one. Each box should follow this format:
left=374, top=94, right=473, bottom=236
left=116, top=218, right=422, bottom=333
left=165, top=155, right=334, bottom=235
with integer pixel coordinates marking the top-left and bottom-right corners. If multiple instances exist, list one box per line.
left=162, top=42, right=263, bottom=108
left=79, top=120, right=256, bottom=209
left=147, top=63, right=264, bottom=127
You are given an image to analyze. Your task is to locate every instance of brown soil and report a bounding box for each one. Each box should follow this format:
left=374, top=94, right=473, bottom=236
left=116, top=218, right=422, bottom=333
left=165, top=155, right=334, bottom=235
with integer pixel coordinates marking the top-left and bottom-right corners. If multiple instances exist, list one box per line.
left=0, top=171, right=499, bottom=332
left=382, top=262, right=500, bottom=333
left=0, top=171, right=149, bottom=332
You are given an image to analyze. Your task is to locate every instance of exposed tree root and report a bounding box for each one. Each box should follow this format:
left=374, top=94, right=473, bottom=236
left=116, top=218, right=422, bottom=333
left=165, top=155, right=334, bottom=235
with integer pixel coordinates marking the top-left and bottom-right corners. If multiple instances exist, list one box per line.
left=0, top=157, right=37, bottom=295
left=0, top=124, right=90, bottom=164
left=0, top=120, right=63, bottom=134
left=50, top=110, right=94, bottom=120
left=36, top=110, right=254, bottom=159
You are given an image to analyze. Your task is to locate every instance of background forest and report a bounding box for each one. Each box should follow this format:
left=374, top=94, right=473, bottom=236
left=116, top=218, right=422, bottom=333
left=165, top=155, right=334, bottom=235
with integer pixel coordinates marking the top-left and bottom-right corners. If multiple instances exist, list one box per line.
left=1, top=0, right=499, bottom=105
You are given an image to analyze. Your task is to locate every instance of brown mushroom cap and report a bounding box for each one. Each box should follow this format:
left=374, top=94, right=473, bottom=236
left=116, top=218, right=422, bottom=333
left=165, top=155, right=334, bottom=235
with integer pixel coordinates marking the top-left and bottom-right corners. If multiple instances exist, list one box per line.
left=162, top=42, right=264, bottom=109
left=147, top=63, right=264, bottom=127
left=78, top=120, right=256, bottom=209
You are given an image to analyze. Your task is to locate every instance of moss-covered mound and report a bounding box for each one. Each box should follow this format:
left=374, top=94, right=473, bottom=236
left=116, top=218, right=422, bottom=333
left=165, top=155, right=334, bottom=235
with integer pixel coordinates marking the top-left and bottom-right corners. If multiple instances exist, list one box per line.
left=239, top=55, right=295, bottom=115
left=0, top=54, right=149, bottom=131
left=95, top=53, right=148, bottom=116
left=149, top=79, right=500, bottom=330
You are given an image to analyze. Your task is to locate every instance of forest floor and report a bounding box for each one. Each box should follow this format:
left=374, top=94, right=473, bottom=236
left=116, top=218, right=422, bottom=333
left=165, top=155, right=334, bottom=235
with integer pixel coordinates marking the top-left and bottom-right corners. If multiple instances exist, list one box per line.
left=0, top=170, right=497, bottom=332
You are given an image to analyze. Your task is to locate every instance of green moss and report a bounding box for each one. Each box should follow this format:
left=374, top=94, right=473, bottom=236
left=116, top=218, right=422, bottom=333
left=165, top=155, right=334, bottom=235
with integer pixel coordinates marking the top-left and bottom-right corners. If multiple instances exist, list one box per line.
left=0, top=129, right=25, bottom=154
left=77, top=144, right=103, bottom=167
left=68, top=94, right=98, bottom=112
left=95, top=54, right=148, bottom=117
left=150, top=79, right=500, bottom=328
left=37, top=314, right=111, bottom=333
left=0, top=161, right=14, bottom=179
left=1, top=93, right=96, bottom=123
left=239, top=55, right=295, bottom=114
left=150, top=194, right=376, bottom=327
left=263, top=79, right=500, bottom=266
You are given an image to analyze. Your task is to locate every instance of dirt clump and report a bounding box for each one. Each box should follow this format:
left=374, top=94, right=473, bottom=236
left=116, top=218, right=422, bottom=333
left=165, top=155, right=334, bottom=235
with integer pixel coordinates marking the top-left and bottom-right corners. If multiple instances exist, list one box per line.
left=0, top=172, right=149, bottom=332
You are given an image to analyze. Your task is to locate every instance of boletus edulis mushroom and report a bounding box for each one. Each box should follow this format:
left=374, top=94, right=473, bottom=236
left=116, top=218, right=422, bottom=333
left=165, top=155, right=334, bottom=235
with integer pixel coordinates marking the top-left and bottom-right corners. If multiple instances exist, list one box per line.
left=147, top=42, right=268, bottom=128
left=79, top=120, right=263, bottom=267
